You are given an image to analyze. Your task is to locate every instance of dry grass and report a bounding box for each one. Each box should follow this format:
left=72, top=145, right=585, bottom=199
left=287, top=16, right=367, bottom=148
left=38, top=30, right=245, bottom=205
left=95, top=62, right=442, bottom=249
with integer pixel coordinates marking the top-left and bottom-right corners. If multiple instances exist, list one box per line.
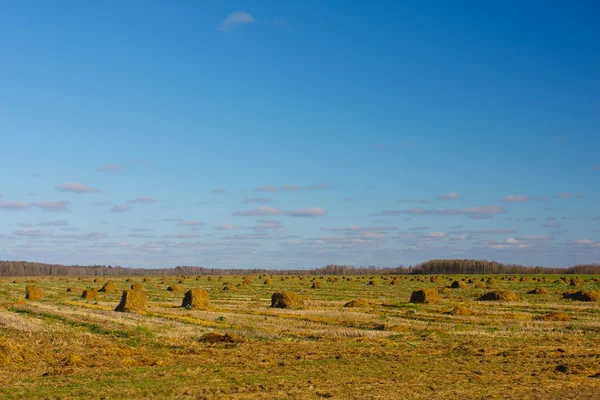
left=0, top=274, right=599, bottom=399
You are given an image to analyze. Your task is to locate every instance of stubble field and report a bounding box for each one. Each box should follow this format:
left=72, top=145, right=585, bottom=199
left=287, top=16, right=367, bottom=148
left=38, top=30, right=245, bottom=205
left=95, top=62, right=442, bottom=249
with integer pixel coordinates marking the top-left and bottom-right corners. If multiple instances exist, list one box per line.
left=1, top=274, right=599, bottom=399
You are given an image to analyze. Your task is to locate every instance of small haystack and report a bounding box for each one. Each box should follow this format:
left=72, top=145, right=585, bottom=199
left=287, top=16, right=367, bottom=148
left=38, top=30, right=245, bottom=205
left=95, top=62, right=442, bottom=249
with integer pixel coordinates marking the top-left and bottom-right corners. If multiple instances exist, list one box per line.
left=114, top=289, right=147, bottom=313
left=562, top=290, right=599, bottom=302
left=99, top=281, right=117, bottom=293
left=271, top=291, right=304, bottom=309
left=167, top=285, right=181, bottom=292
left=409, top=288, right=440, bottom=304
left=450, top=280, right=466, bottom=289
left=536, top=311, right=571, bottom=321
left=344, top=299, right=376, bottom=308
left=25, top=286, right=43, bottom=301
left=478, top=290, right=518, bottom=301
left=263, top=278, right=273, bottom=285
left=444, top=305, right=474, bottom=315
left=311, top=281, right=323, bottom=289
left=182, top=289, right=210, bottom=309
left=81, top=289, right=100, bottom=301
left=130, top=283, right=144, bottom=291
left=198, top=332, right=244, bottom=344
left=527, top=287, right=548, bottom=295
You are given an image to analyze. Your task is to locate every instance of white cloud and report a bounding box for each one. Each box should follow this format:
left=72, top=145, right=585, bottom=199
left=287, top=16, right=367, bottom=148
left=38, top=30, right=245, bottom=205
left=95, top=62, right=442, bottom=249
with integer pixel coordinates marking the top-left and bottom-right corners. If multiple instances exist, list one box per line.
left=13, top=229, right=51, bottom=237
left=55, top=183, right=100, bottom=193
left=96, top=164, right=123, bottom=172
left=0, top=201, right=31, bottom=210
left=502, top=195, right=527, bottom=202
left=219, top=12, right=256, bottom=32
left=33, top=201, right=71, bottom=212
left=126, top=197, right=157, bottom=204
left=111, top=204, right=130, bottom=213
left=234, top=206, right=327, bottom=217
left=378, top=206, right=505, bottom=218
left=178, top=220, right=204, bottom=227
left=38, top=220, right=69, bottom=227
left=244, top=198, right=271, bottom=204
left=253, top=185, right=278, bottom=192
left=437, top=192, right=463, bottom=201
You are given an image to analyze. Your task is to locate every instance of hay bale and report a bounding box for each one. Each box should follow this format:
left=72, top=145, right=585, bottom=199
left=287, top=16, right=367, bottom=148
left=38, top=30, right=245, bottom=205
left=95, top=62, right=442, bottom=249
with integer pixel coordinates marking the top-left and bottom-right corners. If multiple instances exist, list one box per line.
left=450, top=280, right=466, bottom=289
left=537, top=312, right=571, bottom=321
left=182, top=289, right=210, bottom=309
left=527, top=287, right=548, bottom=295
left=562, top=291, right=600, bottom=302
left=311, top=281, right=323, bottom=289
left=263, top=278, right=273, bottom=285
left=198, top=332, right=244, bottom=344
left=143, top=277, right=151, bottom=282
left=167, top=285, right=181, bottom=292
left=65, top=287, right=73, bottom=293
left=444, top=305, right=473, bottom=315
left=474, top=283, right=486, bottom=289
left=271, top=291, right=304, bottom=309
left=130, top=283, right=144, bottom=291
left=99, top=281, right=117, bottom=293
left=25, top=286, right=43, bottom=301
left=367, top=279, right=377, bottom=286
left=81, top=289, right=99, bottom=301
left=409, top=288, right=440, bottom=304
left=569, top=278, right=581, bottom=287
left=478, top=290, right=518, bottom=301
left=93, top=278, right=103, bottom=283
left=344, top=299, right=375, bottom=308
left=114, top=289, right=147, bottom=313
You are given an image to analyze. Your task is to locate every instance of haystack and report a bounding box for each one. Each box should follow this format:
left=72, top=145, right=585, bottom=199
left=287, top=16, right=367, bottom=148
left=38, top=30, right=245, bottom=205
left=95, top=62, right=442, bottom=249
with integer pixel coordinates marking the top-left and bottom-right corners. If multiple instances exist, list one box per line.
left=99, top=281, right=117, bottom=293
left=344, top=299, right=375, bottom=308
left=478, top=290, right=518, bottom=301
left=409, top=288, right=440, bottom=304
left=130, top=283, right=144, bottom=291
left=181, top=289, right=210, bottom=309
left=311, top=281, right=323, bottom=289
left=25, top=286, right=43, bottom=301
left=527, top=287, right=548, bottom=295
left=81, top=289, right=99, bottom=301
left=198, top=332, right=244, bottom=344
left=167, top=285, right=181, bottom=292
left=450, top=280, right=466, bottom=289
left=444, top=305, right=473, bottom=315
left=562, top=290, right=599, bottom=302
left=271, top=291, right=304, bottom=309
left=115, top=289, right=147, bottom=313
left=263, top=278, right=273, bottom=285
left=536, top=311, right=571, bottom=321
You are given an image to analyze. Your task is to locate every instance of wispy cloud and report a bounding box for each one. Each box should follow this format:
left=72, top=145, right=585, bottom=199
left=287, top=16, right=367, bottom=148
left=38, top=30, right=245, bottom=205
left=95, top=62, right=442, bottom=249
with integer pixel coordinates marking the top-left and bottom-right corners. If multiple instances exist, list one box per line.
left=244, top=197, right=271, bottom=204
left=212, top=188, right=227, bottom=194
left=13, top=229, right=50, bottom=237
left=111, top=204, right=130, bottom=213
left=126, top=197, right=157, bottom=204
left=219, top=12, right=256, bottom=32
left=96, top=164, right=123, bottom=172
left=56, top=183, right=100, bottom=193
left=234, top=206, right=327, bottom=217
left=0, top=201, right=31, bottom=211
left=437, top=192, right=463, bottom=201
left=253, top=185, right=278, bottom=192
left=33, top=201, right=71, bottom=212
left=556, top=193, right=584, bottom=199
left=38, top=220, right=69, bottom=227
left=502, top=195, right=527, bottom=203
left=397, top=198, right=429, bottom=204
left=376, top=206, right=506, bottom=219
left=178, top=220, right=204, bottom=227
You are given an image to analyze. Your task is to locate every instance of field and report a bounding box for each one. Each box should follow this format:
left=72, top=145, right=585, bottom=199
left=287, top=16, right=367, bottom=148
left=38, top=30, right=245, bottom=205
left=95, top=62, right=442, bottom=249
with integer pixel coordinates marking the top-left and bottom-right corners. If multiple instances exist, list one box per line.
left=1, top=274, right=599, bottom=399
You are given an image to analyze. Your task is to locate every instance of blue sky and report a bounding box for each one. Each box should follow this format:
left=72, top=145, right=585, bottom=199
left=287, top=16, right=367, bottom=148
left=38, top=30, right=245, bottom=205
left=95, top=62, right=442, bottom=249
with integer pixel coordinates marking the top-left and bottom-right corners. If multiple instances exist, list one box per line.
left=1, top=1, right=598, bottom=269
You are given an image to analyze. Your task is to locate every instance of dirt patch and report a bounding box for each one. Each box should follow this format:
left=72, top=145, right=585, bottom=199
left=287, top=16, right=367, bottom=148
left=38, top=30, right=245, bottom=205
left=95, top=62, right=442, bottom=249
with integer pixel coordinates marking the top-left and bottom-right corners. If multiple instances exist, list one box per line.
left=410, top=288, right=440, bottom=304
left=536, top=312, right=571, bottom=321
left=444, top=305, right=474, bottom=315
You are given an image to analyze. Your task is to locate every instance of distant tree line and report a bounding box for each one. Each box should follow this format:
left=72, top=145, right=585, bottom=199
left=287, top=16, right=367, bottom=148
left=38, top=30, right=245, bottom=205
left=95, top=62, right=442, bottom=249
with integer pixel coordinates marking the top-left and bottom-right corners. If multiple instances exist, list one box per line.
left=0, top=259, right=599, bottom=277
left=411, top=259, right=600, bottom=275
